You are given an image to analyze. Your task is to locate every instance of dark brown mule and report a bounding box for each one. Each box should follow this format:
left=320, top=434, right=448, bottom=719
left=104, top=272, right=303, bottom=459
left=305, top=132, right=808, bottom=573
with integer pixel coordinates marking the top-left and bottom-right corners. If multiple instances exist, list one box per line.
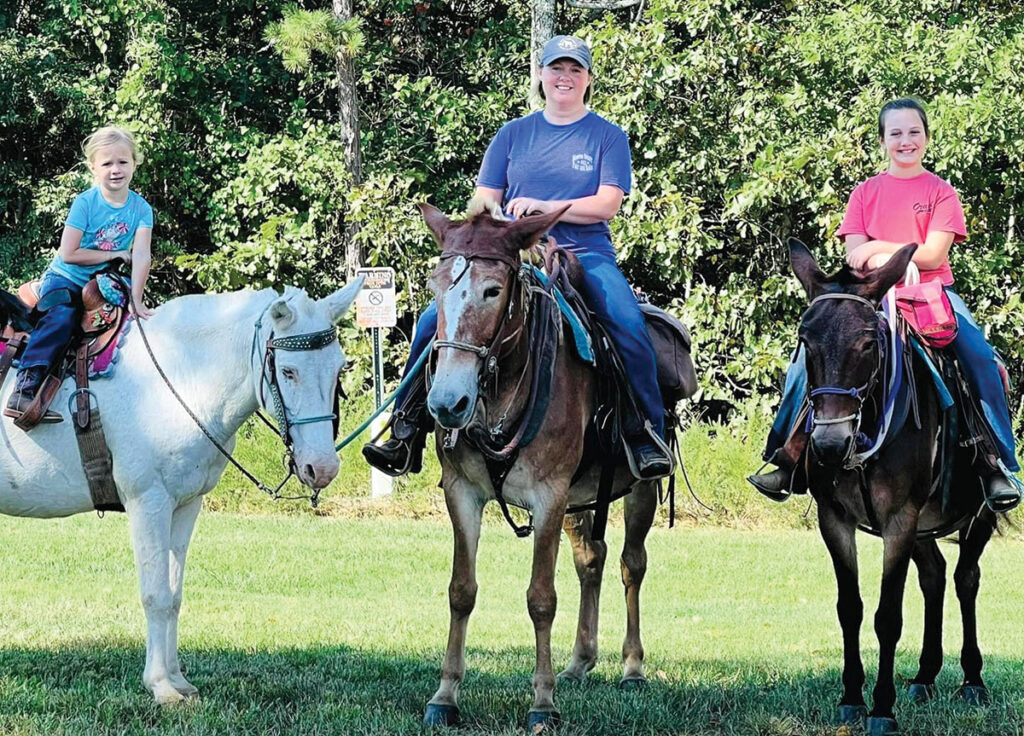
left=790, top=239, right=998, bottom=735
left=418, top=201, right=660, bottom=730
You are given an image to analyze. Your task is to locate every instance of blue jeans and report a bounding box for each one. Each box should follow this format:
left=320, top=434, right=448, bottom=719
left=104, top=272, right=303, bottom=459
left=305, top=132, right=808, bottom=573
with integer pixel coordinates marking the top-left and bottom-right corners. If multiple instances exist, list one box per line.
left=18, top=271, right=82, bottom=372
left=395, top=252, right=665, bottom=439
left=764, top=289, right=1020, bottom=472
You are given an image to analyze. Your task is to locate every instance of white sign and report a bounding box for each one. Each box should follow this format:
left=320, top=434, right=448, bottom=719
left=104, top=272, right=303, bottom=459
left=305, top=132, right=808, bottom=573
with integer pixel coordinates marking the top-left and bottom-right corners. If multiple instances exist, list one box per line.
left=355, top=267, right=397, bottom=329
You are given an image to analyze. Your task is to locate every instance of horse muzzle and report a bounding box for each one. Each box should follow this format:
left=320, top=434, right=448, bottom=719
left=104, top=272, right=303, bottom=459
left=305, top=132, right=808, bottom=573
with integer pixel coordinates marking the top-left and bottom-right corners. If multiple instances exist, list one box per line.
left=294, top=453, right=340, bottom=489
left=427, top=379, right=478, bottom=430
left=810, top=425, right=857, bottom=468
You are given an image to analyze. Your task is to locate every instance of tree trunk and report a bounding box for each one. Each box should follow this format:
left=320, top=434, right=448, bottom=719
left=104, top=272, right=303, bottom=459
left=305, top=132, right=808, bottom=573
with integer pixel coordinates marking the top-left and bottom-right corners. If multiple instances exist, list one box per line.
left=333, top=0, right=363, bottom=275
left=531, top=0, right=556, bottom=102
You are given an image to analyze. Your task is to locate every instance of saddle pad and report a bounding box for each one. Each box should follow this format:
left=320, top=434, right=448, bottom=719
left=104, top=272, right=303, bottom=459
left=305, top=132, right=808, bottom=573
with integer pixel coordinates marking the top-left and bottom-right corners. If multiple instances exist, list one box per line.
left=88, top=317, right=132, bottom=378
left=524, top=265, right=595, bottom=365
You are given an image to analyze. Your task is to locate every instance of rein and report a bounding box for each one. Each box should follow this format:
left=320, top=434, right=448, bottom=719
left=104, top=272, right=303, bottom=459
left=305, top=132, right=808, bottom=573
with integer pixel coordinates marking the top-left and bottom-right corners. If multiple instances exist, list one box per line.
left=132, top=293, right=337, bottom=506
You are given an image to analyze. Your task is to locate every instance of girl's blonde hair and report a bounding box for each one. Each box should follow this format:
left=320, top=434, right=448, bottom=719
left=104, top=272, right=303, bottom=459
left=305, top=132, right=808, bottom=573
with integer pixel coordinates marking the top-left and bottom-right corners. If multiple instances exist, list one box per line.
left=83, top=126, right=143, bottom=165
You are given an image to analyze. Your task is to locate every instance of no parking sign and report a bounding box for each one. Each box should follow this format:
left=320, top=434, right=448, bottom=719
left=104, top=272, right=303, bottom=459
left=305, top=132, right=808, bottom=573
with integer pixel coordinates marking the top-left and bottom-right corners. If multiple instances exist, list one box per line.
left=355, top=267, right=397, bottom=329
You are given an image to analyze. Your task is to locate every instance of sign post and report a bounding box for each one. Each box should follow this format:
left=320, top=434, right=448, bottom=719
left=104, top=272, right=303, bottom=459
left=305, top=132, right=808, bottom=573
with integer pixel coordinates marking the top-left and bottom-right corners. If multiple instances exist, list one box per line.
left=355, top=267, right=397, bottom=498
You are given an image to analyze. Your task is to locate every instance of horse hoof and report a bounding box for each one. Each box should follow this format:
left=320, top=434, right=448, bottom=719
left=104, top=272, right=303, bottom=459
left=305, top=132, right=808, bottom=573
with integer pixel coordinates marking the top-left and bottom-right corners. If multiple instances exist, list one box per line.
left=526, top=709, right=561, bottom=732
left=957, top=685, right=990, bottom=706
left=837, top=705, right=866, bottom=725
left=908, top=682, right=936, bottom=703
left=866, top=716, right=899, bottom=735
left=618, top=676, right=647, bottom=690
left=424, top=703, right=460, bottom=727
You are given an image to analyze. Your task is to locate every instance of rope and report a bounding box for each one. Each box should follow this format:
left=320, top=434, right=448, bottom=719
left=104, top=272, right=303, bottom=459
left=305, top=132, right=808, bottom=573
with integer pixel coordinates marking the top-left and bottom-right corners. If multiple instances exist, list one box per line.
left=334, top=337, right=435, bottom=451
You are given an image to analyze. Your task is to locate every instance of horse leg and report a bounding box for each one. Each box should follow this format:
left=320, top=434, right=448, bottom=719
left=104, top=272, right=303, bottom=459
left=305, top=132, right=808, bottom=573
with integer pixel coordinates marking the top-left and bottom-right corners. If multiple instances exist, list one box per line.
left=425, top=485, right=483, bottom=727
left=619, top=481, right=657, bottom=687
left=557, top=510, right=607, bottom=683
left=954, top=516, right=995, bottom=704
left=165, top=496, right=203, bottom=698
left=869, top=508, right=918, bottom=730
left=525, top=499, right=566, bottom=730
left=125, top=488, right=182, bottom=704
left=908, top=539, right=946, bottom=703
left=817, top=501, right=866, bottom=724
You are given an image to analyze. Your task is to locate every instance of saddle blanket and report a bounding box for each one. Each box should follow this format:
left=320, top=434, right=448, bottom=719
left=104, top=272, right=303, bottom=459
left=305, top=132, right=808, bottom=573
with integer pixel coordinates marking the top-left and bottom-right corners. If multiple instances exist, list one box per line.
left=0, top=318, right=132, bottom=382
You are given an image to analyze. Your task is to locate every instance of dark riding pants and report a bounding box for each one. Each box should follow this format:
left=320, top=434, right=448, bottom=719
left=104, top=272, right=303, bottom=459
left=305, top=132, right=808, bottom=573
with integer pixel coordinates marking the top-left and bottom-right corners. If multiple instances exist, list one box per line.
left=764, top=288, right=1020, bottom=472
left=395, top=251, right=665, bottom=439
left=18, top=271, right=82, bottom=373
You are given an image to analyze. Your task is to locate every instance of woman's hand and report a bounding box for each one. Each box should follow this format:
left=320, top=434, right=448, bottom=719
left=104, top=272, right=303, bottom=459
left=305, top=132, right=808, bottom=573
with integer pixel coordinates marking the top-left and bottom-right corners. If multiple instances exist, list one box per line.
left=506, top=197, right=557, bottom=219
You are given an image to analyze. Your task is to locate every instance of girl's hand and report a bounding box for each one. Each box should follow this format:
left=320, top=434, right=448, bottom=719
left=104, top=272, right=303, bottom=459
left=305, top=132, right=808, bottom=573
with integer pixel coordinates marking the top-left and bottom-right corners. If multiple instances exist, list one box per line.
left=132, top=300, right=155, bottom=320
left=506, top=197, right=554, bottom=219
left=846, top=243, right=878, bottom=272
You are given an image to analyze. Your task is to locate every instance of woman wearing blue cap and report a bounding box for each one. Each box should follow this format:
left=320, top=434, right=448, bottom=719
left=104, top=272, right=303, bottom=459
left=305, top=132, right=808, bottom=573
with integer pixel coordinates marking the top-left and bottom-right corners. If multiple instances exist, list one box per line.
left=364, top=35, right=673, bottom=480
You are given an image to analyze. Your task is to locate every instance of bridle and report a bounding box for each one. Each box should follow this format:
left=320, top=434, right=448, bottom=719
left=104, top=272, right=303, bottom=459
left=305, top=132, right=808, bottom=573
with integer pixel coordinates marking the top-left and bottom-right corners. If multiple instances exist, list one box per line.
left=801, top=292, right=884, bottom=467
left=252, top=303, right=341, bottom=451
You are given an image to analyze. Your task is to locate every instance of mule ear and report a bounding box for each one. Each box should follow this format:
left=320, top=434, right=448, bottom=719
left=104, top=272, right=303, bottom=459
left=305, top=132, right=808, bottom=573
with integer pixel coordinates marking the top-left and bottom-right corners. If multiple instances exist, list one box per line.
left=269, top=297, right=296, bottom=330
left=789, top=238, right=829, bottom=300
left=856, top=243, right=918, bottom=302
left=506, top=205, right=571, bottom=251
left=321, top=275, right=365, bottom=325
left=418, top=203, right=452, bottom=247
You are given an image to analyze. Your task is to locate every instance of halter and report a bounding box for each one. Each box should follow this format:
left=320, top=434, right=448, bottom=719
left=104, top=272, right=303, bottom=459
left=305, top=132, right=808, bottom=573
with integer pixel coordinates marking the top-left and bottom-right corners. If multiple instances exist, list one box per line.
left=802, top=292, right=884, bottom=467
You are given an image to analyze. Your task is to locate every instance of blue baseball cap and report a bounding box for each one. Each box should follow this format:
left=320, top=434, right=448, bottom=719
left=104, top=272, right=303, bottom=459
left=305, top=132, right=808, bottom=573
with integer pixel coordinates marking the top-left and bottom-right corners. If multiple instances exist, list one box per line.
left=540, top=35, right=591, bottom=70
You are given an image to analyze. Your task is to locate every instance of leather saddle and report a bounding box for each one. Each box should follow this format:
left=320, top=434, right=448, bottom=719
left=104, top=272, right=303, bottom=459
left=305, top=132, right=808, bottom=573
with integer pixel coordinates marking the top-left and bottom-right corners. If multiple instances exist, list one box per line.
left=1, top=273, right=130, bottom=430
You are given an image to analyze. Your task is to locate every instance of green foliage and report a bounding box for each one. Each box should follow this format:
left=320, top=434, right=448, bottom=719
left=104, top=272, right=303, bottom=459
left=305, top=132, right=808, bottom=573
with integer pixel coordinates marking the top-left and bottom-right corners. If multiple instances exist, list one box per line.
left=4, top=0, right=1024, bottom=426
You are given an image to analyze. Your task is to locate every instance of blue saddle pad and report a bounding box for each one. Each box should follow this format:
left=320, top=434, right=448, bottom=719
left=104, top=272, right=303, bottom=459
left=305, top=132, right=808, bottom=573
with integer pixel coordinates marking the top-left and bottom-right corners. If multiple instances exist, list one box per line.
left=524, top=265, right=594, bottom=365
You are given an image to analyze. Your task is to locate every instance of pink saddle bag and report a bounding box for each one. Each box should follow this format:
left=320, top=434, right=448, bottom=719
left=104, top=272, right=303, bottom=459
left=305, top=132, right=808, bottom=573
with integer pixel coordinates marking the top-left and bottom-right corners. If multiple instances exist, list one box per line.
left=893, top=263, right=958, bottom=348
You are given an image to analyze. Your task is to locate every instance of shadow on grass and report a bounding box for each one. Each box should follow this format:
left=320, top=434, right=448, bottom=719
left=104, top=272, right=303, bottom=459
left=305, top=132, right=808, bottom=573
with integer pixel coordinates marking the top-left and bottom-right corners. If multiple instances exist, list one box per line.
left=0, top=642, right=1022, bottom=735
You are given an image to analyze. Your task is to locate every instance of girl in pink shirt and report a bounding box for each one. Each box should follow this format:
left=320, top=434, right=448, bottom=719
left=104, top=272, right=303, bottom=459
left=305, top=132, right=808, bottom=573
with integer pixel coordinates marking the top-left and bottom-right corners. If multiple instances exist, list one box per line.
left=751, top=98, right=1020, bottom=511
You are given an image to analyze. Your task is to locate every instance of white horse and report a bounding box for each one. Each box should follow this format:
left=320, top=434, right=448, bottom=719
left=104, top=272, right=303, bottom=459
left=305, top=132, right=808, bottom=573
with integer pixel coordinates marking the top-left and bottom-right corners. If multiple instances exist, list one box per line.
left=0, top=280, right=361, bottom=703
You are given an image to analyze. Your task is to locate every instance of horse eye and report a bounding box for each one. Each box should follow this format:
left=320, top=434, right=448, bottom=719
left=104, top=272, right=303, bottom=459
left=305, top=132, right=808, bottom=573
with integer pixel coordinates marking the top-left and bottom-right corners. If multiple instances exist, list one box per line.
left=483, top=286, right=501, bottom=299
left=282, top=367, right=298, bottom=381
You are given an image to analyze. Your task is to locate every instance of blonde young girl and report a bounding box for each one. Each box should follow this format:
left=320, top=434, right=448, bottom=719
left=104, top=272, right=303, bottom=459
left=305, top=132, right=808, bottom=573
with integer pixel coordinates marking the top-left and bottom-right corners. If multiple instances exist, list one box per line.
left=4, top=126, right=154, bottom=425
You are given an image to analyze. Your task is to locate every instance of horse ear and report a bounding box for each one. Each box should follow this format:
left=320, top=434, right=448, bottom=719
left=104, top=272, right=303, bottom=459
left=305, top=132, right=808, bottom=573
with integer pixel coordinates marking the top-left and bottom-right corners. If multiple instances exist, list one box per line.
left=418, top=203, right=451, bottom=247
left=505, top=205, right=571, bottom=251
left=269, top=298, right=296, bottom=329
left=321, top=275, right=365, bottom=325
left=789, top=238, right=829, bottom=300
left=855, top=243, right=918, bottom=302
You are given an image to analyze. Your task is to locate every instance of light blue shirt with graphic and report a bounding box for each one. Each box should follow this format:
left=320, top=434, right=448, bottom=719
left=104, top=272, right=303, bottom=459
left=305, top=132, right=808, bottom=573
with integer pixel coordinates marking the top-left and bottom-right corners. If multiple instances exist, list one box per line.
left=50, top=186, right=153, bottom=286
left=476, top=110, right=632, bottom=256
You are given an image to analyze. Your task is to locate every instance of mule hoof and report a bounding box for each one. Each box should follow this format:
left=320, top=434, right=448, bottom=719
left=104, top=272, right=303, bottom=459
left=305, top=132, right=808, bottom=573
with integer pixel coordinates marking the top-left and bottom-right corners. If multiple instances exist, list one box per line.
left=957, top=685, right=990, bottom=706
left=526, top=709, right=561, bottom=732
left=866, top=716, right=899, bottom=735
left=837, top=705, right=866, bottom=725
left=556, top=669, right=585, bottom=684
left=908, top=682, right=936, bottom=703
left=424, top=703, right=460, bottom=727
left=618, top=676, right=647, bottom=690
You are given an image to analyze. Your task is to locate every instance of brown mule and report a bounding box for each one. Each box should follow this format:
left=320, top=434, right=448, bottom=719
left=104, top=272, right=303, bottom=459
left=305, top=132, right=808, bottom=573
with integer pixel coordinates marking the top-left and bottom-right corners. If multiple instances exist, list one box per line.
left=789, top=239, right=998, bottom=735
left=418, top=201, right=661, bottom=730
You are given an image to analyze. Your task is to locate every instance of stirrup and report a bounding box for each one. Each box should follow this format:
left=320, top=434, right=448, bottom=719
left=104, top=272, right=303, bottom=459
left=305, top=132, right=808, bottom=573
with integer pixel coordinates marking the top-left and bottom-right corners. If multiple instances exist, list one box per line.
left=747, top=462, right=793, bottom=503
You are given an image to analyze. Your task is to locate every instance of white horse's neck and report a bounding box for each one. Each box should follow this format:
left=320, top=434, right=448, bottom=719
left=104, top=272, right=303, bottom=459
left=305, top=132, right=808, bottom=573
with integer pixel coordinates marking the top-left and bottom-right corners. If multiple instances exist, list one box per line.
left=135, top=289, right=277, bottom=441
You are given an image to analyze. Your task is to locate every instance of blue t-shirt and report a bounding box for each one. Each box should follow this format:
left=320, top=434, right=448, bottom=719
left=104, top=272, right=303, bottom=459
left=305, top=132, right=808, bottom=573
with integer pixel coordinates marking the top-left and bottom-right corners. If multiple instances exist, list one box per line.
left=476, top=111, right=632, bottom=256
left=50, top=186, right=154, bottom=286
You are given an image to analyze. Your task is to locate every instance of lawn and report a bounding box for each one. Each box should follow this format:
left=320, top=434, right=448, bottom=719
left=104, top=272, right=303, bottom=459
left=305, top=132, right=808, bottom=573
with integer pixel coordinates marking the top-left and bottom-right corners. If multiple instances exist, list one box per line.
left=1, top=514, right=1021, bottom=735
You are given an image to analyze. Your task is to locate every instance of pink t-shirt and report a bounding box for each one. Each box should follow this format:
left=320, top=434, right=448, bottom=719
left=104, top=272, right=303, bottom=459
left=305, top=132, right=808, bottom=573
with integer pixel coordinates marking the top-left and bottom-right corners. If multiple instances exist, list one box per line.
left=837, top=171, right=967, bottom=285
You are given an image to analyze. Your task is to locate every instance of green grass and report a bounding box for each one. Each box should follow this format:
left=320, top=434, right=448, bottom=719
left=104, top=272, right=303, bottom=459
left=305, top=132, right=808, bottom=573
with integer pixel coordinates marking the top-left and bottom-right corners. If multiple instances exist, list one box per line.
left=1, top=515, right=1022, bottom=735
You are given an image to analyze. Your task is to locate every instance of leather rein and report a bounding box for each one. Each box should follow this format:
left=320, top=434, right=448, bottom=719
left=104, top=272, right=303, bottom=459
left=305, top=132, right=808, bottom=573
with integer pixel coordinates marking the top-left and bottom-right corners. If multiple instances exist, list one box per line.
left=133, top=294, right=338, bottom=506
